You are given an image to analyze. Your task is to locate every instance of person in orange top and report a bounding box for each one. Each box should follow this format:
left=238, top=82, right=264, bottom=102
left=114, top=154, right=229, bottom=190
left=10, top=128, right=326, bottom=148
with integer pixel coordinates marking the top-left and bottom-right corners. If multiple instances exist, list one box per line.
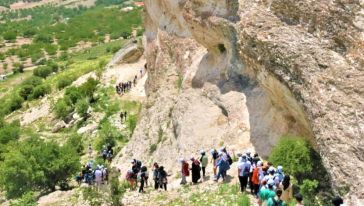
left=252, top=161, right=262, bottom=197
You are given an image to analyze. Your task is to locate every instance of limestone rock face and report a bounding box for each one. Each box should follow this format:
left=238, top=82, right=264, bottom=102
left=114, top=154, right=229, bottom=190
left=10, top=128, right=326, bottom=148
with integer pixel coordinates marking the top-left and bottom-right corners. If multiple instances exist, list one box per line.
left=113, top=0, right=364, bottom=204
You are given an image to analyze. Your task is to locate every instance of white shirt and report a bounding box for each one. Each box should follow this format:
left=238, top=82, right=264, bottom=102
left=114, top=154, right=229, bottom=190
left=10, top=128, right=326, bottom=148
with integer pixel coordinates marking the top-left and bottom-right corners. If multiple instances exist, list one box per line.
left=237, top=160, right=251, bottom=176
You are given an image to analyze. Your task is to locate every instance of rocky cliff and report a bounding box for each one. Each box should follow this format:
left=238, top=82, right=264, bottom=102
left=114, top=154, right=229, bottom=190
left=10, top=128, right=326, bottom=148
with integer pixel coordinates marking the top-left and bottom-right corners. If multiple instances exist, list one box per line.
left=113, top=0, right=364, bottom=204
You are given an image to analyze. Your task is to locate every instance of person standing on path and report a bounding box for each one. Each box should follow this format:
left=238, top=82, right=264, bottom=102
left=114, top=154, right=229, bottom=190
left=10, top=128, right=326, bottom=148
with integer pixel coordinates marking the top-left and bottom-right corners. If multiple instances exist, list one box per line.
left=237, top=155, right=251, bottom=192
left=88, top=144, right=92, bottom=158
left=180, top=159, right=189, bottom=185
left=199, top=150, right=208, bottom=178
left=210, top=149, right=218, bottom=177
left=190, top=157, right=201, bottom=184
left=153, top=163, right=160, bottom=190
left=158, top=166, right=168, bottom=191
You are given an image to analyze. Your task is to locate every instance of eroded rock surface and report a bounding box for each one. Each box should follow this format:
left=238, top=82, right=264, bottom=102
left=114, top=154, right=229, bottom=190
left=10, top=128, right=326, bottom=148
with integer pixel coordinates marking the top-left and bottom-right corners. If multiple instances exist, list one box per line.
left=114, top=0, right=364, bottom=204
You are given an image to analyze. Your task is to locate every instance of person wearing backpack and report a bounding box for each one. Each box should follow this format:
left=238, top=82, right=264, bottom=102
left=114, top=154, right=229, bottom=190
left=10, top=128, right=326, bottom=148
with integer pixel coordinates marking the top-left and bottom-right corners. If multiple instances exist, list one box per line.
left=180, top=159, right=189, bottom=185
left=215, top=152, right=230, bottom=182
left=237, top=155, right=251, bottom=192
left=278, top=175, right=293, bottom=203
left=210, top=149, right=218, bottom=176
left=158, top=166, right=168, bottom=191
left=153, top=163, right=160, bottom=190
left=267, top=189, right=287, bottom=206
left=139, top=167, right=147, bottom=193
left=190, top=157, right=201, bottom=184
left=199, top=150, right=208, bottom=178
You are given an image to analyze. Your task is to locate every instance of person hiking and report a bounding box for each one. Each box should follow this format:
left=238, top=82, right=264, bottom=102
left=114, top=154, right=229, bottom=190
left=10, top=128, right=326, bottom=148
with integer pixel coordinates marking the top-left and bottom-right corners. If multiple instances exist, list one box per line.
left=124, top=111, right=127, bottom=121
left=94, top=166, right=103, bottom=191
left=246, top=151, right=254, bottom=193
left=158, top=166, right=168, bottom=191
left=180, top=159, right=189, bottom=185
left=267, top=189, right=287, bottom=206
left=294, top=194, right=304, bottom=206
left=210, top=149, right=218, bottom=176
left=101, top=166, right=108, bottom=184
left=102, top=148, right=108, bottom=162
left=252, top=161, right=262, bottom=197
left=332, top=196, right=344, bottom=206
left=138, top=166, right=147, bottom=193
left=215, top=152, right=230, bottom=182
left=237, top=155, right=251, bottom=192
left=274, top=166, right=284, bottom=185
left=263, top=167, right=276, bottom=183
left=88, top=144, right=92, bottom=158
left=253, top=153, right=261, bottom=165
left=126, top=169, right=136, bottom=189
left=153, top=163, right=160, bottom=189
left=259, top=179, right=276, bottom=206
left=190, top=157, right=201, bottom=184
left=120, top=112, right=124, bottom=123
left=141, top=165, right=148, bottom=187
left=132, top=159, right=142, bottom=174
left=107, top=150, right=113, bottom=163
left=279, top=175, right=293, bottom=203
left=199, top=150, right=208, bottom=178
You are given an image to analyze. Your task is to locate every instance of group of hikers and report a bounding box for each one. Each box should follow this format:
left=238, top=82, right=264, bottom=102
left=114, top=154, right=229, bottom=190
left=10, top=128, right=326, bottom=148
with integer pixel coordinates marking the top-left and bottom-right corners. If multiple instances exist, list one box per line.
left=124, top=146, right=346, bottom=206
left=76, top=160, right=108, bottom=191
left=76, top=145, right=115, bottom=190
left=125, top=160, right=168, bottom=193
left=115, top=68, right=145, bottom=95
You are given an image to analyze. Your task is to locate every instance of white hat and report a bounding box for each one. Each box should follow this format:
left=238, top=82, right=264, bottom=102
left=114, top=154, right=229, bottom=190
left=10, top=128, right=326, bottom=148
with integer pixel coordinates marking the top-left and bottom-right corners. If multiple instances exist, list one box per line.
left=200, top=150, right=205, bottom=154
left=257, top=161, right=263, bottom=167
left=277, top=165, right=283, bottom=172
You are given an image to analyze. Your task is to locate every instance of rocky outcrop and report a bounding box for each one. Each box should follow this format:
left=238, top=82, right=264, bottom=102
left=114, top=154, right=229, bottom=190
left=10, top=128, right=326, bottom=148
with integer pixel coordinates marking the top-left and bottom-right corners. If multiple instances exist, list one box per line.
left=113, top=0, right=364, bottom=204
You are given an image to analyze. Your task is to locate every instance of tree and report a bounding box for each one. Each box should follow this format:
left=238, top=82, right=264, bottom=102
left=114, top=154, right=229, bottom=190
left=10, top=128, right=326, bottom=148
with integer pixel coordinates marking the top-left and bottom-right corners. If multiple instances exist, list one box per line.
left=31, top=84, right=51, bottom=99
left=7, top=95, right=24, bottom=112
left=0, top=137, right=81, bottom=199
left=54, top=98, right=73, bottom=120
left=18, top=85, right=34, bottom=100
left=269, top=136, right=313, bottom=180
left=33, top=66, right=53, bottom=78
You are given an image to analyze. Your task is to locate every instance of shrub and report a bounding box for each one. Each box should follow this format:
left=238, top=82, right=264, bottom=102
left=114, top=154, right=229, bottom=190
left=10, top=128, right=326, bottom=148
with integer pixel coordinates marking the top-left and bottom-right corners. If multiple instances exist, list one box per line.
left=57, top=77, right=74, bottom=90
left=79, top=77, right=99, bottom=98
left=3, top=31, right=17, bottom=41
left=300, top=179, right=319, bottom=204
left=18, top=85, right=34, bottom=100
left=54, top=98, right=74, bottom=120
left=33, top=66, right=53, bottom=78
left=149, top=144, right=157, bottom=154
left=10, top=192, right=37, bottom=206
left=95, top=120, right=121, bottom=150
left=0, top=120, right=21, bottom=153
left=65, top=133, right=84, bottom=155
left=12, top=63, right=24, bottom=73
left=7, top=95, right=24, bottom=112
left=126, top=114, right=138, bottom=135
left=31, top=84, right=51, bottom=99
left=22, top=76, right=43, bottom=87
left=46, top=61, right=59, bottom=72
left=65, top=87, right=83, bottom=104
left=109, top=168, right=129, bottom=206
left=269, top=136, right=313, bottom=179
left=75, top=98, right=89, bottom=118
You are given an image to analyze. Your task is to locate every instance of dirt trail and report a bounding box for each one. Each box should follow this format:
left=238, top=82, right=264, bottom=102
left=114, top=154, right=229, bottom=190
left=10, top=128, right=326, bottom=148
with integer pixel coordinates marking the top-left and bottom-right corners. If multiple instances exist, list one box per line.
left=121, top=162, right=259, bottom=206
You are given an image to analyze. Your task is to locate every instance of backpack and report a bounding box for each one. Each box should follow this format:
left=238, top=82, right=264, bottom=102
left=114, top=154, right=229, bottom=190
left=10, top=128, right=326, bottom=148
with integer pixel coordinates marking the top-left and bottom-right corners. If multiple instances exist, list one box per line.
left=136, top=160, right=142, bottom=169
left=271, top=198, right=284, bottom=206
left=243, top=164, right=250, bottom=177
left=227, top=154, right=233, bottom=165
left=141, top=166, right=147, bottom=172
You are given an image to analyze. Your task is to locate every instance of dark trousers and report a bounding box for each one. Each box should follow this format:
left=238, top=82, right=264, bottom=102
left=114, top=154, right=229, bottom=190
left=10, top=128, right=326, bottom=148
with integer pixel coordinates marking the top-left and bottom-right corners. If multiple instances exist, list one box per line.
left=239, top=176, right=248, bottom=192
left=249, top=172, right=253, bottom=191
left=202, top=167, right=206, bottom=177
left=253, top=184, right=260, bottom=196
left=139, top=179, right=144, bottom=192
left=154, top=179, right=159, bottom=190
left=160, top=183, right=167, bottom=191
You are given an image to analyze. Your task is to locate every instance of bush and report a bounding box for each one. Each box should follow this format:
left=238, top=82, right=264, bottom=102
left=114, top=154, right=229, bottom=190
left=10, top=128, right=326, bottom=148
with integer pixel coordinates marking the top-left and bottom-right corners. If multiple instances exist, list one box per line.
left=31, top=84, right=51, bottom=99
left=46, top=61, right=59, bottom=72
left=3, top=31, right=17, bottom=41
left=0, top=120, right=21, bottom=153
left=22, top=76, right=43, bottom=87
left=57, top=77, right=74, bottom=90
left=33, top=66, right=53, bottom=78
left=65, top=133, right=84, bottom=155
left=10, top=192, right=37, bottom=206
left=75, top=98, right=89, bottom=118
left=65, top=87, right=83, bottom=104
left=12, top=63, right=24, bottom=73
left=126, top=114, right=138, bottom=135
left=149, top=144, right=157, bottom=154
left=7, top=95, right=24, bottom=112
left=18, top=85, right=34, bottom=100
left=95, top=120, right=121, bottom=150
left=300, top=179, right=319, bottom=204
left=269, top=136, right=313, bottom=179
left=54, top=98, right=73, bottom=120
left=109, top=168, right=129, bottom=206
left=0, top=137, right=81, bottom=198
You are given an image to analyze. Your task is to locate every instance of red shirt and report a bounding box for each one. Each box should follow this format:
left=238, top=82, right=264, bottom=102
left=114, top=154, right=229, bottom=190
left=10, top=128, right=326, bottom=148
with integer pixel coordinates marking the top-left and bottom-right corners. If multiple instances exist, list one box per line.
left=182, top=162, right=190, bottom=176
